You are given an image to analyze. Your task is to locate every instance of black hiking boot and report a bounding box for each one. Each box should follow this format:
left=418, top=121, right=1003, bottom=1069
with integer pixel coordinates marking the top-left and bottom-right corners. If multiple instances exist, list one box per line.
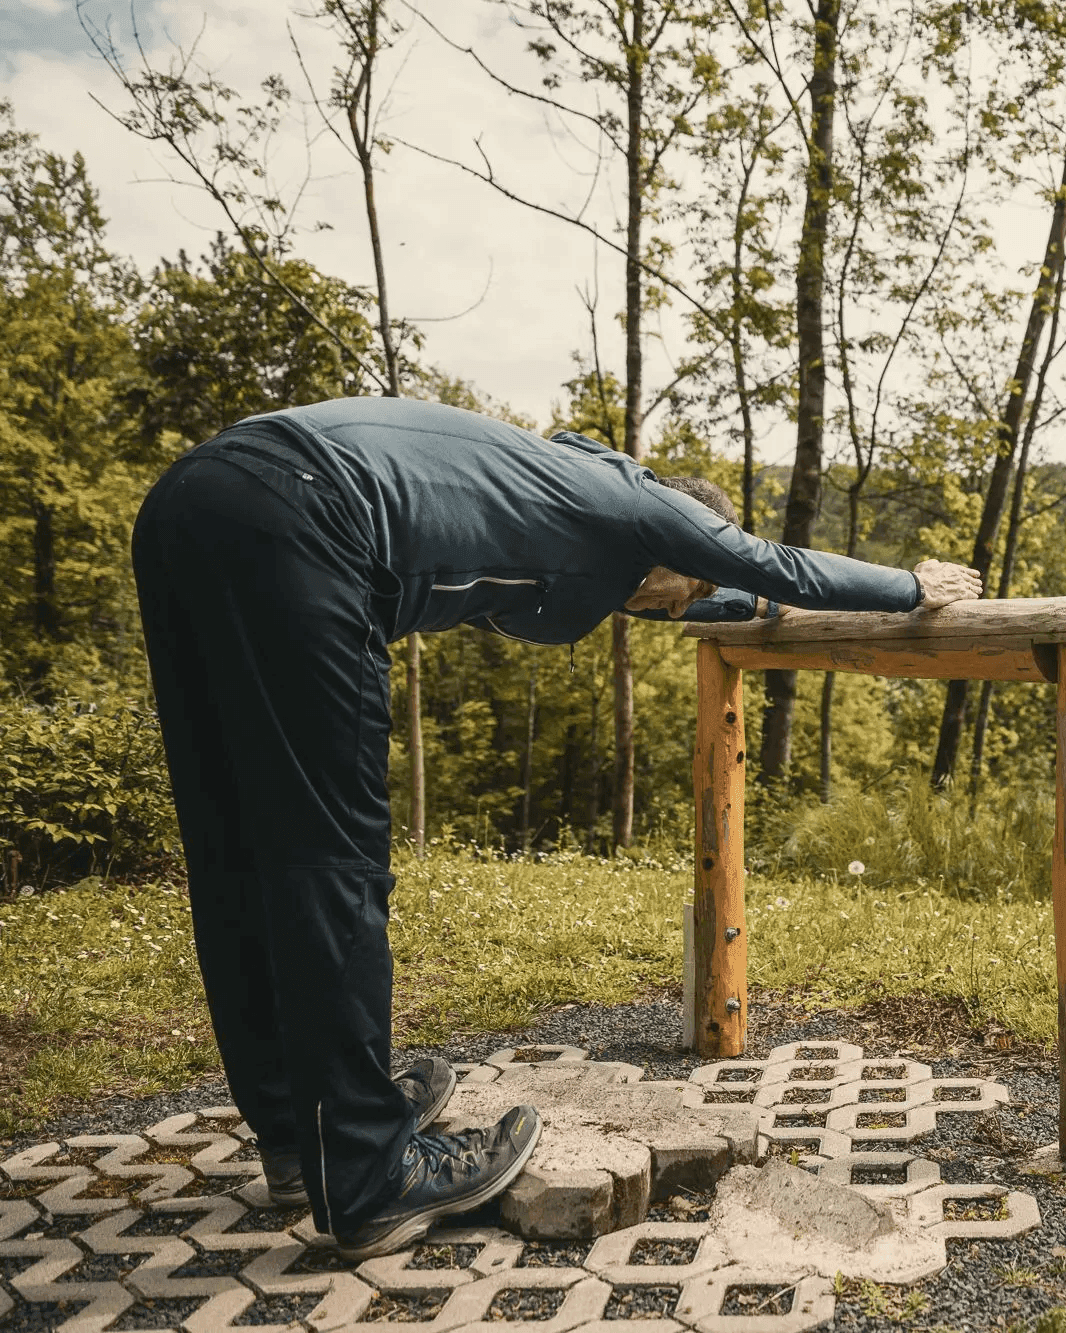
left=334, top=1104, right=542, bottom=1261
left=261, top=1057, right=458, bottom=1208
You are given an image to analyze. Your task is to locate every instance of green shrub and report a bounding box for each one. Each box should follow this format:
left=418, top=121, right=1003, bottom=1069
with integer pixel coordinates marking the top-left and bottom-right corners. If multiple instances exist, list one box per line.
left=777, top=768, right=1053, bottom=899
left=0, top=693, right=181, bottom=891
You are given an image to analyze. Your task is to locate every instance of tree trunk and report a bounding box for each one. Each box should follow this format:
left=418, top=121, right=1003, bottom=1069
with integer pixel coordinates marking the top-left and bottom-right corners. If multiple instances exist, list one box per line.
left=969, top=228, right=1066, bottom=804
left=819, top=472, right=863, bottom=802
left=30, top=499, right=58, bottom=700
left=345, top=3, right=425, bottom=850
left=819, top=670, right=834, bottom=803
left=560, top=720, right=578, bottom=836
left=732, top=154, right=760, bottom=535
left=587, top=676, right=601, bottom=853
left=612, top=0, right=646, bottom=848
left=521, top=654, right=538, bottom=853
left=932, top=151, right=1066, bottom=788
left=612, top=612, right=635, bottom=848
left=347, top=1, right=400, bottom=399
left=760, top=0, right=841, bottom=782
left=362, top=156, right=400, bottom=398
left=407, top=631, right=425, bottom=855
left=730, top=247, right=757, bottom=535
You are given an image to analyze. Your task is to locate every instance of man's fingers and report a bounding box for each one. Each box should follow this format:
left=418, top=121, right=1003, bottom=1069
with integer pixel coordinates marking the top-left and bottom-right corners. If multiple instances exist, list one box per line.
left=912, top=558, right=985, bottom=608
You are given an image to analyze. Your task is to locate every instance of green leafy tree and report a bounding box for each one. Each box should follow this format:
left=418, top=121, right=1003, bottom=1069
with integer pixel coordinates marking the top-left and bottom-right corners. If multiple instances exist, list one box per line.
left=0, top=101, right=154, bottom=702
left=686, top=85, right=794, bottom=534
left=134, top=236, right=381, bottom=447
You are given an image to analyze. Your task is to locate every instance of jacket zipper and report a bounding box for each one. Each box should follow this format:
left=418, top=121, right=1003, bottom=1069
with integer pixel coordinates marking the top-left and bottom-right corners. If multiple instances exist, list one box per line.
left=433, top=576, right=549, bottom=641
left=431, top=576, right=541, bottom=591
left=486, top=616, right=542, bottom=644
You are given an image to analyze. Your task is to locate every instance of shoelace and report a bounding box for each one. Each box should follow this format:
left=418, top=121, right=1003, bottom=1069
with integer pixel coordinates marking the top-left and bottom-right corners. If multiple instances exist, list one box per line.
left=411, top=1126, right=485, bottom=1177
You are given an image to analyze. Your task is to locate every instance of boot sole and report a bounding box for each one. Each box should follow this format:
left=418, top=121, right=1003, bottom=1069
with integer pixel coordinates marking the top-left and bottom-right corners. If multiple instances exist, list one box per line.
left=268, top=1063, right=459, bottom=1208
left=267, top=1182, right=311, bottom=1208
left=336, top=1110, right=543, bottom=1263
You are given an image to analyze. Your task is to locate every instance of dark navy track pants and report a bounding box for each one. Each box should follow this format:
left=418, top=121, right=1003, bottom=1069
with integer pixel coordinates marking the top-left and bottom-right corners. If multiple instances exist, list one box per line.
left=131, top=426, right=415, bottom=1238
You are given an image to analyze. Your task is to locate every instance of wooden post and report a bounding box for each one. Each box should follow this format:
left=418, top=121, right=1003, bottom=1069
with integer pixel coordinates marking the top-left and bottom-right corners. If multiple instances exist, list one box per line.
left=1054, top=645, right=1066, bottom=1159
left=693, top=640, right=747, bottom=1057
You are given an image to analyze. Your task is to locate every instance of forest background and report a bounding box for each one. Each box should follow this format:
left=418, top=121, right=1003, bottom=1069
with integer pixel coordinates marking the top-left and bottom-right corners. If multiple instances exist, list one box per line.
left=3, top=0, right=1066, bottom=897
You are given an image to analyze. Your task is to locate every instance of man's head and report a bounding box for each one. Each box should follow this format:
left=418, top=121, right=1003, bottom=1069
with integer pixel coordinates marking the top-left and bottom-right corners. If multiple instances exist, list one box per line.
left=624, top=474, right=739, bottom=619
left=658, top=475, right=739, bottom=525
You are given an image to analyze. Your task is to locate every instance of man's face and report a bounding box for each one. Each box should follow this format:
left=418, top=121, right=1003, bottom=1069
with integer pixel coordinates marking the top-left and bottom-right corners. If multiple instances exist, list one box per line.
left=624, top=568, right=715, bottom=619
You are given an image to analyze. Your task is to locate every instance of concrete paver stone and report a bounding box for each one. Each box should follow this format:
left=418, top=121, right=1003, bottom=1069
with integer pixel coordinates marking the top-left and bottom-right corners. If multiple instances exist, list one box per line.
left=584, top=1220, right=730, bottom=1284
left=579, top=1321, right=686, bottom=1333
left=501, top=1159, right=615, bottom=1238
left=817, top=1152, right=942, bottom=1198
left=485, top=1045, right=590, bottom=1068
left=710, top=1160, right=948, bottom=1286
left=63, top=1134, right=195, bottom=1202
left=438, top=1271, right=611, bottom=1333
left=908, top=1183, right=1042, bottom=1239
left=0, top=1038, right=1042, bottom=1330
left=755, top=1127, right=853, bottom=1162
left=720, top=1159, right=896, bottom=1247
left=676, top=1270, right=837, bottom=1333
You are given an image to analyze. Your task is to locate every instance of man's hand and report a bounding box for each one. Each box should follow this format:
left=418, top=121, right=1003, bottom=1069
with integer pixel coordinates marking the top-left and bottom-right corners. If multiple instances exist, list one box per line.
left=913, top=559, right=983, bottom=609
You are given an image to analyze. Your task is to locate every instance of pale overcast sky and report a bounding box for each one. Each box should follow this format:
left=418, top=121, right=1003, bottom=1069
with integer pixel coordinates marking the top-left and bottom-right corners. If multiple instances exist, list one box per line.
left=3, top=0, right=1062, bottom=464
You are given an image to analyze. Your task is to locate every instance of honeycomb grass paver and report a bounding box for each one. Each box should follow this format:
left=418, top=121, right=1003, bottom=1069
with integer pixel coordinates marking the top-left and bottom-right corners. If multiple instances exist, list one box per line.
left=357, top=1225, right=524, bottom=1289
left=438, top=1269, right=610, bottom=1332
left=579, top=1322, right=685, bottom=1333
left=6, top=1234, right=136, bottom=1333
left=817, top=1153, right=942, bottom=1199
left=0, top=1040, right=1043, bottom=1332
left=908, top=1183, right=1043, bottom=1240
left=676, top=1270, right=837, bottom=1333
left=485, top=1044, right=590, bottom=1068
left=584, top=1222, right=728, bottom=1285
left=62, top=1135, right=195, bottom=1203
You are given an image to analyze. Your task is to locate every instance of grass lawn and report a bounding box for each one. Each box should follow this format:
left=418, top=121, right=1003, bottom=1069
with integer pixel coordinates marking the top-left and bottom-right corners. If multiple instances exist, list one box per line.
left=0, top=846, right=1057, bottom=1139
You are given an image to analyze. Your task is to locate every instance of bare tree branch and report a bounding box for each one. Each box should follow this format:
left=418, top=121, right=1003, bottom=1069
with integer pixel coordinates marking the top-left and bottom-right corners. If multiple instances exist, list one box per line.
left=390, top=129, right=720, bottom=321
left=78, top=0, right=390, bottom=392
left=401, top=1, right=626, bottom=154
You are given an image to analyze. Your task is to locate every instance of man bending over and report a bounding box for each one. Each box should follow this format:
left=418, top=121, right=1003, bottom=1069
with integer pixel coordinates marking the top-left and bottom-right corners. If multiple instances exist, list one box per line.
left=131, top=397, right=980, bottom=1263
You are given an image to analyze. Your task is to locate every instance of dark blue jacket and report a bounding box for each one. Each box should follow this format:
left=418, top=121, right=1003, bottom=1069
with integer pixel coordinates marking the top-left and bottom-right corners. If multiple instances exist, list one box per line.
left=238, top=397, right=921, bottom=644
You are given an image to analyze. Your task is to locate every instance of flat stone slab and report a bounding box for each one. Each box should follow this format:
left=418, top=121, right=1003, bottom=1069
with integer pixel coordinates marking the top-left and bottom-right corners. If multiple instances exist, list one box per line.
left=437, top=1058, right=756, bottom=1237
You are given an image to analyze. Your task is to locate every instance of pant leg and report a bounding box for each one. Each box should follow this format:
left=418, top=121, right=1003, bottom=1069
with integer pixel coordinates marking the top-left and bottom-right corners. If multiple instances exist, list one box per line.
left=131, top=445, right=414, bottom=1235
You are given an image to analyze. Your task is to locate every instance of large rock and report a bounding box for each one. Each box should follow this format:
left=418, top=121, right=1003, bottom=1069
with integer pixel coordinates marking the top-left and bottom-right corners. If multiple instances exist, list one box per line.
left=709, top=1159, right=947, bottom=1284
left=727, top=1159, right=895, bottom=1248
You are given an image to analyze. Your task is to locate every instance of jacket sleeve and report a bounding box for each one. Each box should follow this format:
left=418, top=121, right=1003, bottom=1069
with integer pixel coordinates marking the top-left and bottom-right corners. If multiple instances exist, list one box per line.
left=549, top=430, right=622, bottom=459
left=628, top=587, right=772, bottom=623
left=637, top=482, right=922, bottom=613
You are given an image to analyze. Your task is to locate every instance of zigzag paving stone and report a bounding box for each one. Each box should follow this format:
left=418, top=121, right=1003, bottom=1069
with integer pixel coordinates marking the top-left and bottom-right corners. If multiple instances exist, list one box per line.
left=0, top=1039, right=1045, bottom=1331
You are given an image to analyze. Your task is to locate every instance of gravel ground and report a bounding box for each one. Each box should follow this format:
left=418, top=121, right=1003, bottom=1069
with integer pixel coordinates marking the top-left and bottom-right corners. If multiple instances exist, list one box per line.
left=3, top=994, right=1066, bottom=1331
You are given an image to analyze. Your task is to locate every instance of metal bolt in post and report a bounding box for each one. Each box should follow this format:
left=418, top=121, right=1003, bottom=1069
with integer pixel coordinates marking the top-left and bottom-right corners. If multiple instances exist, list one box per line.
left=725, top=997, right=742, bottom=1014
left=724, top=927, right=740, bottom=943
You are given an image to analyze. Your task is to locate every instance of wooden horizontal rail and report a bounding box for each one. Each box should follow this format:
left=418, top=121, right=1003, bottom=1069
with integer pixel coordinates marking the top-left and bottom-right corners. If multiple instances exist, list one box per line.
left=683, top=597, right=1066, bottom=683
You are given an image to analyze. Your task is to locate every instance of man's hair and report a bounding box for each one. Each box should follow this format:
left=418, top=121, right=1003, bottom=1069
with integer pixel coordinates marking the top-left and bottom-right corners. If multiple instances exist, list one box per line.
left=658, top=475, right=739, bottom=526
